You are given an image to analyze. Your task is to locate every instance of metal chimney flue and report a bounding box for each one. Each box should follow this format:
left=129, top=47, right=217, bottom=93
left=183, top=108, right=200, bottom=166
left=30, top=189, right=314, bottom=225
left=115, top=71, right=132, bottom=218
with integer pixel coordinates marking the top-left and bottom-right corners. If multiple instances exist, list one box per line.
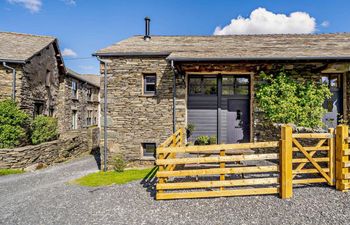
left=144, top=17, right=151, bottom=41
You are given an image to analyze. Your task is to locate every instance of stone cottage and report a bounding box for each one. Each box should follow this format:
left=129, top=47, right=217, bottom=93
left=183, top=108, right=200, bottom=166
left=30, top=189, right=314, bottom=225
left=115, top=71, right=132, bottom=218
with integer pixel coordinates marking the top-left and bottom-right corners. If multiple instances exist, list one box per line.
left=60, top=68, right=100, bottom=132
left=0, top=31, right=65, bottom=118
left=94, top=29, right=350, bottom=162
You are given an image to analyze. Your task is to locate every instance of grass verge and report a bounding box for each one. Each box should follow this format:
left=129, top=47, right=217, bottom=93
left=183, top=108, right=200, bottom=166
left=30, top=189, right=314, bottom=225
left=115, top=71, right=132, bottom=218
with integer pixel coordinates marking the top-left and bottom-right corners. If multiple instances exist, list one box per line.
left=0, top=169, right=24, bottom=176
left=71, top=168, right=154, bottom=187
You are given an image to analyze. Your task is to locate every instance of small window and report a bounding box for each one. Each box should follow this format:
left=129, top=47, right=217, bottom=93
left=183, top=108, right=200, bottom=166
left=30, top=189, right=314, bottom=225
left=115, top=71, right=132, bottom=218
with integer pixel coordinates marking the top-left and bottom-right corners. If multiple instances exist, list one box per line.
left=188, top=77, right=217, bottom=95
left=222, top=76, right=249, bottom=96
left=86, top=110, right=92, bottom=126
left=142, top=143, right=156, bottom=158
left=34, top=102, right=44, bottom=118
left=72, top=110, right=78, bottom=129
left=143, top=74, right=156, bottom=95
left=45, top=70, right=51, bottom=87
left=72, top=80, right=78, bottom=99
left=87, top=88, right=92, bottom=101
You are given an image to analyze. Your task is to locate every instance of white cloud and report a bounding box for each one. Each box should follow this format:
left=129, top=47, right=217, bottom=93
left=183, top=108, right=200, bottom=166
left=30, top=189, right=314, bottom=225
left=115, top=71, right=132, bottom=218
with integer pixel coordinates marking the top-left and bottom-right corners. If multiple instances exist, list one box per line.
left=321, top=20, right=330, bottom=28
left=7, top=0, right=42, bottom=13
left=62, top=0, right=76, bottom=5
left=62, top=48, right=77, bottom=57
left=214, top=7, right=316, bottom=35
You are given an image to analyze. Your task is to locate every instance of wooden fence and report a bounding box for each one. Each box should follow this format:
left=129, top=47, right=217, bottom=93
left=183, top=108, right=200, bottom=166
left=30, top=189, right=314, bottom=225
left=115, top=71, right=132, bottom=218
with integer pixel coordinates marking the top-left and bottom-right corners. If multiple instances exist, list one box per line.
left=155, top=125, right=350, bottom=200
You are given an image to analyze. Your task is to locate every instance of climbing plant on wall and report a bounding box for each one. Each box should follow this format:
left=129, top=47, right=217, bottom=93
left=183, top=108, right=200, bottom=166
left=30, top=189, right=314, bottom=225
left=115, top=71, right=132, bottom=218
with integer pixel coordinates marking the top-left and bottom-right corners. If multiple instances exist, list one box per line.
left=256, top=70, right=332, bottom=128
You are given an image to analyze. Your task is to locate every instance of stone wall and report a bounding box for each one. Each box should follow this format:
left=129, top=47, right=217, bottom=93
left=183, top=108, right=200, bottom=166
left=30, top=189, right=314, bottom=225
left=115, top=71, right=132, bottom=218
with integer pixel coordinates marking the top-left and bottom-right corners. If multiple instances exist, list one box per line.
left=0, top=127, right=100, bottom=169
left=100, top=56, right=186, bottom=162
left=0, top=64, right=24, bottom=101
left=57, top=75, right=100, bottom=132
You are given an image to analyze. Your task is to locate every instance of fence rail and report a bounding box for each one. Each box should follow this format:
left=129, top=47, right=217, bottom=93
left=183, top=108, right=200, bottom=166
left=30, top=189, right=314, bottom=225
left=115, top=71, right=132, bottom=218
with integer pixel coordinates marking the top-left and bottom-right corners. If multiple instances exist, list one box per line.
left=155, top=124, right=350, bottom=200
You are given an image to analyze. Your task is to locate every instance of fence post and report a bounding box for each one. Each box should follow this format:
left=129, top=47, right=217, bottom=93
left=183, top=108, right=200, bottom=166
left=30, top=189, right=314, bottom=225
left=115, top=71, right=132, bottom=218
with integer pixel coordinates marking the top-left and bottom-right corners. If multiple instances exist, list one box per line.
left=280, top=125, right=293, bottom=199
left=328, top=128, right=335, bottom=186
left=336, top=125, right=349, bottom=191
left=220, top=149, right=225, bottom=191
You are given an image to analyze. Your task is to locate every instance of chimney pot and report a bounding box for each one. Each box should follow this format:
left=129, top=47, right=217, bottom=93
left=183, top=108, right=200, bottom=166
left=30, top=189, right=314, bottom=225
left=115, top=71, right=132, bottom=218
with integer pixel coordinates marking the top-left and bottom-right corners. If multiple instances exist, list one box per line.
left=144, top=17, right=151, bottom=41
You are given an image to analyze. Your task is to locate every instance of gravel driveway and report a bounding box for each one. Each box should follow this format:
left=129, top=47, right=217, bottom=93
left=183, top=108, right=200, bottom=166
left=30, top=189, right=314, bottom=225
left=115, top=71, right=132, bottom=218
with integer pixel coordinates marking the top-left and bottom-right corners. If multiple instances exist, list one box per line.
left=1, top=156, right=350, bottom=225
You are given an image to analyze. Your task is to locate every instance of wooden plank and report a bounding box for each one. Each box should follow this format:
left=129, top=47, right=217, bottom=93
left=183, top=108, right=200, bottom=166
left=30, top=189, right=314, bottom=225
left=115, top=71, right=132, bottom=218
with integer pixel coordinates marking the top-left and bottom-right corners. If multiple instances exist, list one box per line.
left=156, top=153, right=279, bottom=165
left=220, top=149, right=225, bottom=191
left=156, top=165, right=279, bottom=177
left=342, top=173, right=350, bottom=179
left=280, top=125, right=293, bottom=199
left=292, top=168, right=330, bottom=174
left=157, top=141, right=279, bottom=154
left=292, top=157, right=329, bottom=163
left=343, top=150, right=350, bottom=156
left=292, top=178, right=327, bottom=184
left=342, top=162, right=350, bottom=168
left=292, top=133, right=332, bottom=139
left=156, top=187, right=279, bottom=200
left=336, top=125, right=349, bottom=191
left=328, top=128, right=335, bottom=186
left=292, top=138, right=332, bottom=184
left=292, top=146, right=329, bottom=152
left=157, top=178, right=279, bottom=190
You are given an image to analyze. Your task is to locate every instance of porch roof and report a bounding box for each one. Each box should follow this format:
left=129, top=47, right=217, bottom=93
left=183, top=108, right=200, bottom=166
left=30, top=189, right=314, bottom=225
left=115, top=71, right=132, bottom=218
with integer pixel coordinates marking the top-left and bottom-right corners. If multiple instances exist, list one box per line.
left=95, top=34, right=350, bottom=60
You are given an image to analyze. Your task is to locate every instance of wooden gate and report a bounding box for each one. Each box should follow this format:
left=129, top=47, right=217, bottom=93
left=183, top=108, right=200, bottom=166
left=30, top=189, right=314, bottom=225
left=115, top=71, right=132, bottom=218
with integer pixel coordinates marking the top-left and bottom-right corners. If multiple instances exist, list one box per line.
left=156, top=125, right=350, bottom=200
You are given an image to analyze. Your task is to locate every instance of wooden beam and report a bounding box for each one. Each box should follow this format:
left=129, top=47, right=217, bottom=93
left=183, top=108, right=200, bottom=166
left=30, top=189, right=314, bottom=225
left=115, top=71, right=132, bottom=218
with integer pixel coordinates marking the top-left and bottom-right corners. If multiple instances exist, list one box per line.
left=292, top=158, right=329, bottom=163
left=156, top=165, right=279, bottom=177
left=156, top=187, right=279, bottom=200
left=292, top=133, right=332, bottom=139
left=156, top=153, right=279, bottom=165
left=156, top=178, right=279, bottom=190
left=292, top=168, right=330, bottom=174
left=292, top=178, right=327, bottom=184
left=280, top=125, right=293, bottom=199
left=157, top=141, right=279, bottom=154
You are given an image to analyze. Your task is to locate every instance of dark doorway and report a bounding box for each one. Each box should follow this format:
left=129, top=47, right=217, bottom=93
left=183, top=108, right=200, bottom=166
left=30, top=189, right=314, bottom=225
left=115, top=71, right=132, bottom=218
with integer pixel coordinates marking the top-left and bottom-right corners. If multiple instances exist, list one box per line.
left=321, top=74, right=343, bottom=128
left=227, top=99, right=250, bottom=143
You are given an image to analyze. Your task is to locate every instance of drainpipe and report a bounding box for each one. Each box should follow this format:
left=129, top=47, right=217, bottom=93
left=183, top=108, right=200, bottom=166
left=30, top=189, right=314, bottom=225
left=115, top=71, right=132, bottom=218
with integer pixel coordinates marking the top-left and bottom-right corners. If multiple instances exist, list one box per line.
left=97, top=57, right=108, bottom=172
left=171, top=60, right=176, bottom=133
left=2, top=62, right=16, bottom=101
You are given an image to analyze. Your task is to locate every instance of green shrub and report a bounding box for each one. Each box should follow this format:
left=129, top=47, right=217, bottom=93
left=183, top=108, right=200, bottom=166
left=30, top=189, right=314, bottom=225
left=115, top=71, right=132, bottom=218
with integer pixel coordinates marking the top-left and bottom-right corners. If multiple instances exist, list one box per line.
left=112, top=155, right=127, bottom=172
left=186, top=124, right=195, bottom=139
left=209, top=136, right=217, bottom=145
left=30, top=115, right=58, bottom=145
left=256, top=70, right=332, bottom=128
left=0, top=100, right=29, bottom=148
left=195, top=136, right=210, bottom=145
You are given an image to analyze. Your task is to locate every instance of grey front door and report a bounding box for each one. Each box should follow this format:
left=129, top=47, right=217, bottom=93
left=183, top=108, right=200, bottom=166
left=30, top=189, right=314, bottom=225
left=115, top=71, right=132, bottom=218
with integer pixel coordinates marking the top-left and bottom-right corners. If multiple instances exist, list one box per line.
left=227, top=99, right=250, bottom=143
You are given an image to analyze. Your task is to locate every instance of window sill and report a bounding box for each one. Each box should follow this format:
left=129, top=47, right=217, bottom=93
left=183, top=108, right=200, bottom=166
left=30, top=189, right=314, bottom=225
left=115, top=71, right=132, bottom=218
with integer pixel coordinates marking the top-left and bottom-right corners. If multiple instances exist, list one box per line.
left=138, top=94, right=157, bottom=98
left=140, top=156, right=155, bottom=161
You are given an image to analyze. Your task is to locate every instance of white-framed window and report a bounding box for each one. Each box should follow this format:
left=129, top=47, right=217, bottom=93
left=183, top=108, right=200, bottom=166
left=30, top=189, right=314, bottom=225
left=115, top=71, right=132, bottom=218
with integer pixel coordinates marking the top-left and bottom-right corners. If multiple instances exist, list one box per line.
left=142, top=143, right=156, bottom=158
left=143, top=74, right=156, bottom=95
left=86, top=110, right=92, bottom=126
left=87, top=88, right=92, bottom=101
left=72, top=80, right=78, bottom=99
left=72, top=110, right=78, bottom=129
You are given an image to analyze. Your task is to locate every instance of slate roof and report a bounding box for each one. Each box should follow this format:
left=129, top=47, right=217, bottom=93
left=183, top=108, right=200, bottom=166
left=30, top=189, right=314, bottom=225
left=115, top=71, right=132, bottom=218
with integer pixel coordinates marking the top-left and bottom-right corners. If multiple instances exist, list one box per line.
left=95, top=34, right=350, bottom=61
left=0, top=31, right=57, bottom=63
left=67, top=68, right=100, bottom=88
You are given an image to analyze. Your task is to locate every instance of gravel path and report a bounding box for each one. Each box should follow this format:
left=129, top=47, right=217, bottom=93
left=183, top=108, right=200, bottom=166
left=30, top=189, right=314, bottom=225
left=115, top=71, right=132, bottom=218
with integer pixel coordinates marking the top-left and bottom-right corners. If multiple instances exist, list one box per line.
left=1, top=157, right=350, bottom=225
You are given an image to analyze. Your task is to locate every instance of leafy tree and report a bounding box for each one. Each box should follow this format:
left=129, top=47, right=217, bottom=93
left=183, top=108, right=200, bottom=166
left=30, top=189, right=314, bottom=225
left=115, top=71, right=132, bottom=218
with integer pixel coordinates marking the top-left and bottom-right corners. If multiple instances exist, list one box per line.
left=0, top=100, right=29, bottom=148
left=256, top=70, right=332, bottom=128
left=30, top=115, right=58, bottom=145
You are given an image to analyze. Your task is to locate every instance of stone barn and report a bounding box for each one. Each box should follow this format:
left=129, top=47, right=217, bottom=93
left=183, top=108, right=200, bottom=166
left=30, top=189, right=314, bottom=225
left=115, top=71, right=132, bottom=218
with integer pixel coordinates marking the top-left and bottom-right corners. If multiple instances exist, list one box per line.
left=94, top=28, right=350, bottom=162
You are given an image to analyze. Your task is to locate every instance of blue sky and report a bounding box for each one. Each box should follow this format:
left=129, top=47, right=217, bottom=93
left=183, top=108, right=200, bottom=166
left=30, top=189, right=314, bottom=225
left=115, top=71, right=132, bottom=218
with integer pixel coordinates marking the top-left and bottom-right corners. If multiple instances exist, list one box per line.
left=1, top=0, right=350, bottom=74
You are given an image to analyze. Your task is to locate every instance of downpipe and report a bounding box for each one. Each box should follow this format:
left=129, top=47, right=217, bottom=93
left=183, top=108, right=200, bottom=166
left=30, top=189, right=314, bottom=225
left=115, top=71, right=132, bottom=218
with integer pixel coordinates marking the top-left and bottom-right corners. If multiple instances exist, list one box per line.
left=171, top=60, right=176, bottom=133
left=2, top=62, right=16, bottom=101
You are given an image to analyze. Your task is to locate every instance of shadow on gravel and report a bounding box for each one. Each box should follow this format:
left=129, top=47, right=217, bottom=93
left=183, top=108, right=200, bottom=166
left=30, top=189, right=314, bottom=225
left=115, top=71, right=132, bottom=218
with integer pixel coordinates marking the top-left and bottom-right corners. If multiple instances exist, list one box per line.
left=140, top=166, right=158, bottom=198
left=90, top=147, right=101, bottom=170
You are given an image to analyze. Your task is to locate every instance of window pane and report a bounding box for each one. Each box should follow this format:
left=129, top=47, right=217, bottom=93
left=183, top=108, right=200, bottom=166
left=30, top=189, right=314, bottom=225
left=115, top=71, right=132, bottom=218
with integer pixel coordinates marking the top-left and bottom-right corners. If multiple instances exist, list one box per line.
left=143, top=143, right=156, bottom=157
left=145, top=76, right=156, bottom=84
left=236, top=78, right=249, bottom=85
left=222, top=77, right=234, bottom=85
left=222, top=86, right=234, bottom=95
left=321, top=76, right=329, bottom=85
left=235, top=86, right=249, bottom=95
left=189, top=78, right=202, bottom=94
left=330, top=75, right=339, bottom=88
left=203, top=78, right=217, bottom=95
left=146, top=84, right=155, bottom=92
